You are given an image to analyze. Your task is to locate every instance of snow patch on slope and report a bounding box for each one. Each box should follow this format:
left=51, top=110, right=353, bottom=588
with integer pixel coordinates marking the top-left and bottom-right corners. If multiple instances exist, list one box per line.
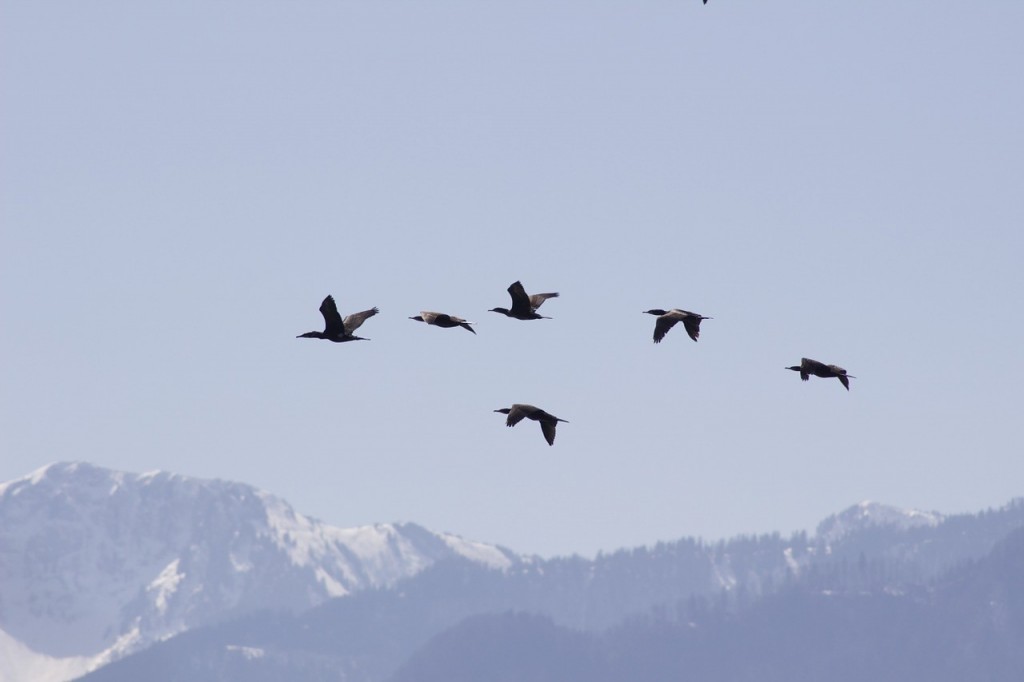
left=0, top=628, right=95, bottom=682
left=147, top=559, right=185, bottom=614
left=439, top=533, right=514, bottom=570
left=225, top=644, right=265, bottom=660
left=783, top=547, right=801, bottom=576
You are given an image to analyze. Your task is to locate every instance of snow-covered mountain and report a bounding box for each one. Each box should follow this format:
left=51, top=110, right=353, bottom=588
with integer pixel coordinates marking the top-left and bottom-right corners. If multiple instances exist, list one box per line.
left=73, top=497, right=1024, bottom=682
left=0, top=462, right=519, bottom=682
left=815, top=500, right=944, bottom=544
left=4, top=462, right=1020, bottom=682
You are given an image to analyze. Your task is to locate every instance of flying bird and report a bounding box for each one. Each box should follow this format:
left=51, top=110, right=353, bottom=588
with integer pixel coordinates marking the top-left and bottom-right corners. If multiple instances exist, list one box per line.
left=643, top=309, right=712, bottom=343
left=786, top=358, right=856, bottom=391
left=494, top=404, right=569, bottom=446
left=297, top=295, right=378, bottom=342
left=409, top=311, right=477, bottom=334
left=489, top=281, right=559, bottom=320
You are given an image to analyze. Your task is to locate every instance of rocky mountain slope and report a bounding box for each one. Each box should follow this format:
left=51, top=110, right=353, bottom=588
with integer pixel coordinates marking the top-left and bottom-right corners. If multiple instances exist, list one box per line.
left=0, top=462, right=517, bottom=682
left=79, top=501, right=1024, bottom=682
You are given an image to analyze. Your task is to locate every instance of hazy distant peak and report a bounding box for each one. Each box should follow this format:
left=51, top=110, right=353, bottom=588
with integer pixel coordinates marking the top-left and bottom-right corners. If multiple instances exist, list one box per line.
left=0, top=461, right=239, bottom=498
left=0, top=460, right=88, bottom=495
left=816, top=500, right=943, bottom=544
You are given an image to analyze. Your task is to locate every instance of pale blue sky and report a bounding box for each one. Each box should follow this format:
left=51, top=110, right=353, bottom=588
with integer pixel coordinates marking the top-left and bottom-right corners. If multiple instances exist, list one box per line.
left=3, top=1, right=1022, bottom=557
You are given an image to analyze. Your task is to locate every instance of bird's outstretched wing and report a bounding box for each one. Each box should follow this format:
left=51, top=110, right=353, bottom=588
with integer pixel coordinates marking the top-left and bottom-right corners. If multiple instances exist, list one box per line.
left=506, top=281, right=533, bottom=316
left=801, top=358, right=829, bottom=375
left=430, top=313, right=451, bottom=324
left=442, top=313, right=476, bottom=334
left=838, top=374, right=850, bottom=391
left=504, top=405, right=529, bottom=427
left=529, top=292, right=559, bottom=311
left=319, top=296, right=344, bottom=336
left=343, top=307, right=379, bottom=333
left=540, top=420, right=558, bottom=446
left=653, top=315, right=680, bottom=343
left=681, top=316, right=703, bottom=342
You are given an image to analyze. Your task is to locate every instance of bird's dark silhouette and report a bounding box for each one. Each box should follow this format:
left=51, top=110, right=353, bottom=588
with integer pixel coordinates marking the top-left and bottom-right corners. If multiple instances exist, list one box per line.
left=297, top=295, right=378, bottom=342
left=786, top=357, right=855, bottom=391
left=489, top=281, right=559, bottom=320
left=494, top=404, right=569, bottom=446
left=643, top=309, right=712, bottom=343
left=409, top=311, right=476, bottom=334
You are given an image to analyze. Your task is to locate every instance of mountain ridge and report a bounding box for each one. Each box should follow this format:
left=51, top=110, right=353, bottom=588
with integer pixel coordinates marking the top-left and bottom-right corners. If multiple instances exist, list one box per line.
left=2, top=461, right=1021, bottom=682
left=0, top=461, right=519, bottom=682
left=77, top=507, right=1024, bottom=682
